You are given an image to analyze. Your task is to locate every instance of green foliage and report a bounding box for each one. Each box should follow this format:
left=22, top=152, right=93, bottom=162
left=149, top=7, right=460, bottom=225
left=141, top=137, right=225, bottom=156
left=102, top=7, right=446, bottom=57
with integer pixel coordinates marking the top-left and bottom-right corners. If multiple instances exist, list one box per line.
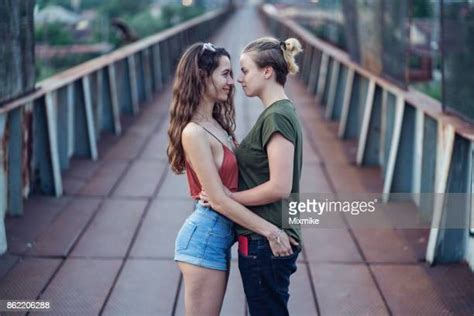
left=35, top=63, right=57, bottom=81
left=34, top=0, right=207, bottom=80
left=99, top=0, right=151, bottom=18
left=35, top=0, right=206, bottom=42
left=36, top=0, right=73, bottom=10
left=78, top=0, right=103, bottom=10
left=35, top=52, right=101, bottom=80
left=412, top=80, right=442, bottom=101
left=122, top=4, right=205, bottom=39
left=126, top=11, right=167, bottom=38
left=35, top=22, right=74, bottom=45
left=160, top=4, right=205, bottom=29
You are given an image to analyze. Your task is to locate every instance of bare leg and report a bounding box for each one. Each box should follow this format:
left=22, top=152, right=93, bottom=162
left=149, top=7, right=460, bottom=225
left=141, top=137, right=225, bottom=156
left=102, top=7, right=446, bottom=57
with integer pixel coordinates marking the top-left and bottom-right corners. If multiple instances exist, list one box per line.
left=178, top=262, right=228, bottom=316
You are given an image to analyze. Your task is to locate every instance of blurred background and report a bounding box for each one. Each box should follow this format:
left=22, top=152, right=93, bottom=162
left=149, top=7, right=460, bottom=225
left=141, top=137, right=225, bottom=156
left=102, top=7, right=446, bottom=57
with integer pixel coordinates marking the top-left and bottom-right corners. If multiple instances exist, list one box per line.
left=28, top=0, right=474, bottom=125
left=264, top=0, right=473, bottom=123
left=33, top=0, right=228, bottom=80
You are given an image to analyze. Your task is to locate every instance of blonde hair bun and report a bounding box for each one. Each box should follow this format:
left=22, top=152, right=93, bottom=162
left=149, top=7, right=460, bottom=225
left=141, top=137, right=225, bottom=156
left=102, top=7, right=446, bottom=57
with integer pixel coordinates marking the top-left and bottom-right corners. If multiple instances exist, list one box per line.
left=282, top=38, right=302, bottom=75
left=283, top=38, right=302, bottom=53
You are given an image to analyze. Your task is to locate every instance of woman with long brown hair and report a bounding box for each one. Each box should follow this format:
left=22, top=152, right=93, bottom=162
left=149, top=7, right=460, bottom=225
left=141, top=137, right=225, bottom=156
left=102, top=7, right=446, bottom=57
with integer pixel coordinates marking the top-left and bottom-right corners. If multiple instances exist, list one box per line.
left=167, top=42, right=295, bottom=316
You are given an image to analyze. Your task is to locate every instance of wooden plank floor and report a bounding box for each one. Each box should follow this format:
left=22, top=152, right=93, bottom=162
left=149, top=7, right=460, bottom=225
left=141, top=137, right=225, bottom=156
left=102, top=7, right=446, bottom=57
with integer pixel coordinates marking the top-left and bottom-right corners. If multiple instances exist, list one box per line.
left=1, top=4, right=474, bottom=316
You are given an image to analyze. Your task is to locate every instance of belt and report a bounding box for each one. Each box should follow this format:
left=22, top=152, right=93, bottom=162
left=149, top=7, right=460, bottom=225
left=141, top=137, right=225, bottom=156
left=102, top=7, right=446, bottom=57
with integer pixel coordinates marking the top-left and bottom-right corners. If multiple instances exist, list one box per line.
left=241, top=233, right=266, bottom=241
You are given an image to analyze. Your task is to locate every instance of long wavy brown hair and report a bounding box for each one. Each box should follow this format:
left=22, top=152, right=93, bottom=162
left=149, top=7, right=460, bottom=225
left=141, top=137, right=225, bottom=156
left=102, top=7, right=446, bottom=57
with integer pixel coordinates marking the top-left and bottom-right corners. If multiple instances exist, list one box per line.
left=167, top=43, right=236, bottom=174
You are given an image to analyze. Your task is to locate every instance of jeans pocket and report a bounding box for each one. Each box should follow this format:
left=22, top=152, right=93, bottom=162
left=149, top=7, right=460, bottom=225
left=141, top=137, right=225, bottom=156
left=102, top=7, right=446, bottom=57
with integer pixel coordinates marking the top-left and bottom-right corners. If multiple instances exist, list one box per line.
left=270, top=248, right=299, bottom=294
left=271, top=252, right=299, bottom=261
left=270, top=245, right=301, bottom=260
left=176, top=221, right=197, bottom=251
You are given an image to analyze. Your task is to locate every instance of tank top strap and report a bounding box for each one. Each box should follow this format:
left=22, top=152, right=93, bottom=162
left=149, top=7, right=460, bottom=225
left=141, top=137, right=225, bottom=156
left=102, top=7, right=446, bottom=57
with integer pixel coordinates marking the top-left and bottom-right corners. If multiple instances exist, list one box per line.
left=196, top=124, right=227, bottom=147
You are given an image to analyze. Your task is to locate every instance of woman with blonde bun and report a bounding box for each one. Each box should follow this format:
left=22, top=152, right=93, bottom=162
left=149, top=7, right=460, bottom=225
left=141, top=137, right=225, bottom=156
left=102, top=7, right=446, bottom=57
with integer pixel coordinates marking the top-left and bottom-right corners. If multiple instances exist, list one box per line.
left=201, top=37, right=304, bottom=315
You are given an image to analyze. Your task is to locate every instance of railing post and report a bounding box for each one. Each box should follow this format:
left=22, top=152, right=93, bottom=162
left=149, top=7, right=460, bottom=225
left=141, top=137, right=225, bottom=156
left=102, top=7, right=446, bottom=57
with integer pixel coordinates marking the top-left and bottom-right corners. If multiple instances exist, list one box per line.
left=301, top=44, right=312, bottom=84
left=426, top=124, right=455, bottom=264
left=325, top=60, right=341, bottom=119
left=45, top=92, right=63, bottom=197
left=81, top=76, right=98, bottom=160
left=143, top=48, right=153, bottom=102
left=171, top=35, right=179, bottom=69
left=127, top=55, right=140, bottom=114
left=356, top=79, right=376, bottom=165
left=67, top=84, right=75, bottom=157
left=413, top=109, right=425, bottom=205
left=56, top=87, right=71, bottom=170
left=338, top=68, right=355, bottom=138
left=307, top=49, right=321, bottom=95
left=383, top=95, right=405, bottom=198
left=7, top=107, right=24, bottom=215
left=152, top=44, right=163, bottom=91
left=379, top=89, right=388, bottom=166
left=316, top=53, right=329, bottom=103
left=0, top=113, right=8, bottom=253
left=470, top=145, right=474, bottom=236
left=107, top=64, right=122, bottom=135
left=161, top=40, right=170, bottom=84
left=95, top=70, right=104, bottom=139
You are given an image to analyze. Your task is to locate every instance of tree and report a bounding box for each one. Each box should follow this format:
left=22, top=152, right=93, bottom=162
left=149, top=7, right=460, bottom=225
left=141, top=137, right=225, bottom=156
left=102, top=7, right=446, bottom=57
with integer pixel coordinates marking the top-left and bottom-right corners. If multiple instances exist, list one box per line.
left=0, top=0, right=35, bottom=104
left=35, top=22, right=74, bottom=45
left=0, top=0, right=35, bottom=255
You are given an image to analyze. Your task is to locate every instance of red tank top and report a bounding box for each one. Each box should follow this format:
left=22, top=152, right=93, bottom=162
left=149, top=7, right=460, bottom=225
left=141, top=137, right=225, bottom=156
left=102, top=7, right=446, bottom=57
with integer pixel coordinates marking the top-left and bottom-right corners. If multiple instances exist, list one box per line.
left=185, top=128, right=238, bottom=199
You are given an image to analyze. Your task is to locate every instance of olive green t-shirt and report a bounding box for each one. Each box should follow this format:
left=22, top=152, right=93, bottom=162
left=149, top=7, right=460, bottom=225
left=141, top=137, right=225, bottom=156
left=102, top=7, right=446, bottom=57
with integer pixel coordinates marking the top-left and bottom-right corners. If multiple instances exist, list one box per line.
left=235, top=99, right=303, bottom=242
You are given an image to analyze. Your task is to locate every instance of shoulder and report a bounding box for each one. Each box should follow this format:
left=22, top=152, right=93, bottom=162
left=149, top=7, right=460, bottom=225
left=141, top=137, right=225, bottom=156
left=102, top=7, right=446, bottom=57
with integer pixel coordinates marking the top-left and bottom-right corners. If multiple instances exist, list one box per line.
left=260, top=101, right=300, bottom=141
left=264, top=100, right=296, bottom=118
left=262, top=109, right=295, bottom=126
left=182, top=122, right=207, bottom=145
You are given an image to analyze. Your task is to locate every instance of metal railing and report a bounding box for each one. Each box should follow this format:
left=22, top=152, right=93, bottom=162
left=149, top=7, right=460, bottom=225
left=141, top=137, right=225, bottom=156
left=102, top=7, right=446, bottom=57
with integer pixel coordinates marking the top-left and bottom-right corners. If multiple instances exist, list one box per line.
left=261, top=5, right=474, bottom=268
left=0, top=7, right=233, bottom=254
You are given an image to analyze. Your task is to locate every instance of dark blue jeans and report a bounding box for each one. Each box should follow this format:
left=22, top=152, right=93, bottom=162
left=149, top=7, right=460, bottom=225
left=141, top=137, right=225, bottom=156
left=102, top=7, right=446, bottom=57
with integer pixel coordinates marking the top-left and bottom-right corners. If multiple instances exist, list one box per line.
left=238, top=238, right=300, bottom=316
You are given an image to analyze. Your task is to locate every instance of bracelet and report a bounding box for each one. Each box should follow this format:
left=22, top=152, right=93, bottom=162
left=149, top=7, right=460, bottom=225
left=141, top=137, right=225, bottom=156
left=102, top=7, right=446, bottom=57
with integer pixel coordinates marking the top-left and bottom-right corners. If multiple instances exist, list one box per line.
left=270, top=229, right=284, bottom=244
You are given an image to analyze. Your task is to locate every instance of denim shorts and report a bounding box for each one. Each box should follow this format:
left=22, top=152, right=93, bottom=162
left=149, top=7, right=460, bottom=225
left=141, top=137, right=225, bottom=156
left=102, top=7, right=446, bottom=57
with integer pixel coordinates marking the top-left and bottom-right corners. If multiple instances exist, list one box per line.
left=174, top=203, right=235, bottom=271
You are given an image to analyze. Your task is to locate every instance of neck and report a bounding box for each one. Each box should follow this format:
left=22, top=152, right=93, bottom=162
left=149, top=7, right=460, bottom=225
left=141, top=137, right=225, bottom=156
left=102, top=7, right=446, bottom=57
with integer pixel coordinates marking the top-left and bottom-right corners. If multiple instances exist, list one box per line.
left=195, top=97, right=215, bottom=121
left=259, top=84, right=287, bottom=108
